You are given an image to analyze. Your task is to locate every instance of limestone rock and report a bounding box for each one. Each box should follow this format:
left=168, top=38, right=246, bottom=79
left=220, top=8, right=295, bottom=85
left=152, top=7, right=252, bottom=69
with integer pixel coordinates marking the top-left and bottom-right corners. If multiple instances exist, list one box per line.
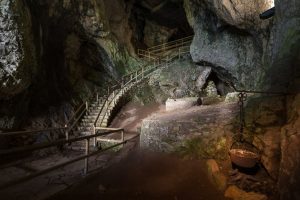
left=254, top=128, right=281, bottom=180
left=195, top=66, right=212, bottom=90
left=224, top=185, right=268, bottom=200
left=165, top=97, right=200, bottom=112
left=278, top=94, right=300, bottom=200
left=143, top=20, right=177, bottom=47
left=225, top=92, right=239, bottom=103
left=0, top=0, right=36, bottom=99
left=205, top=81, right=218, bottom=97
left=245, top=96, right=286, bottom=127
left=206, top=159, right=227, bottom=191
left=184, top=0, right=272, bottom=89
left=140, top=103, right=238, bottom=152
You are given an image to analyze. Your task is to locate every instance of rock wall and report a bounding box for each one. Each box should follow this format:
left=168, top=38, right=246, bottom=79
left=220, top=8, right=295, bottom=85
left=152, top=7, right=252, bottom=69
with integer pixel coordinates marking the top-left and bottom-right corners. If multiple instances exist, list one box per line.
left=140, top=103, right=238, bottom=154
left=0, top=0, right=140, bottom=130
left=184, top=0, right=274, bottom=89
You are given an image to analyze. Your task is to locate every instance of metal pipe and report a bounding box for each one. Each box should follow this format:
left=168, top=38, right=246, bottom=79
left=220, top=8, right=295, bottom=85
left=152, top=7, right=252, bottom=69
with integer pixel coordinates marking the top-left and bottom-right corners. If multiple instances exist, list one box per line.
left=0, top=129, right=123, bottom=156
left=84, top=139, right=90, bottom=175
left=0, top=137, right=133, bottom=190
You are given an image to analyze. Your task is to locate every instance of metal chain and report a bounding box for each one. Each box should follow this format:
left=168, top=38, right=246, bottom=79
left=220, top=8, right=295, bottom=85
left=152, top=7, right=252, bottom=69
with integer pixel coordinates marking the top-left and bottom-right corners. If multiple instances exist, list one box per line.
left=238, top=92, right=247, bottom=141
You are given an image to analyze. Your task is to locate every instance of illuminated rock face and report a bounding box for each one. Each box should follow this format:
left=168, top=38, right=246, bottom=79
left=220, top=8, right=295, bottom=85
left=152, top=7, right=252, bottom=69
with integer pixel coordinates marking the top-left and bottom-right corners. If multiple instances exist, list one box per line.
left=0, top=0, right=36, bottom=99
left=184, top=0, right=274, bottom=89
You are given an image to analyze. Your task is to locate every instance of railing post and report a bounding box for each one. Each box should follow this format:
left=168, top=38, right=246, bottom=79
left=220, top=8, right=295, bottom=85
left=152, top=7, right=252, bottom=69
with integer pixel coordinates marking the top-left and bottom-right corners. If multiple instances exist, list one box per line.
left=93, top=125, right=96, bottom=147
left=121, top=129, right=125, bottom=147
left=85, top=101, right=88, bottom=110
left=65, top=125, right=69, bottom=141
left=121, top=129, right=124, bottom=142
left=84, top=138, right=90, bottom=175
left=96, top=93, right=99, bottom=102
left=135, top=70, right=138, bottom=82
left=178, top=47, right=181, bottom=59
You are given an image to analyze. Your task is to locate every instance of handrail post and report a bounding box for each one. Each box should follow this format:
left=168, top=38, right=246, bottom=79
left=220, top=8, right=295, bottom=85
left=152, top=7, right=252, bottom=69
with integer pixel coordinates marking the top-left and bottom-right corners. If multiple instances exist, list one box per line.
left=178, top=47, right=181, bottom=59
left=93, top=125, right=96, bottom=147
left=135, top=70, right=138, bottom=82
left=96, top=93, right=99, bottom=102
left=121, top=129, right=124, bottom=147
left=65, top=125, right=69, bottom=141
left=84, top=138, right=90, bottom=175
left=85, top=101, right=88, bottom=110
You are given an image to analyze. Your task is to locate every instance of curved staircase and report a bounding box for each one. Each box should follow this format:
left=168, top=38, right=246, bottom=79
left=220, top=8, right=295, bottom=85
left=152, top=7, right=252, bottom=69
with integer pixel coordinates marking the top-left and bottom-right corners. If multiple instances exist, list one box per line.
left=74, top=36, right=193, bottom=145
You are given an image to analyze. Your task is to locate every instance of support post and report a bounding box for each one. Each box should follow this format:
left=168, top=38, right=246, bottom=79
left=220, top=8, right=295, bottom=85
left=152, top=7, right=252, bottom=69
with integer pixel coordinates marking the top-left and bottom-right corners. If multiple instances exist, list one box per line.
left=135, top=71, right=138, bottom=82
left=96, top=93, right=99, bottom=102
left=93, top=125, right=96, bottom=147
left=85, top=101, right=88, bottom=110
left=121, top=129, right=125, bottom=148
left=65, top=125, right=69, bottom=141
left=178, top=47, right=181, bottom=59
left=121, top=130, right=124, bottom=142
left=84, top=138, right=90, bottom=175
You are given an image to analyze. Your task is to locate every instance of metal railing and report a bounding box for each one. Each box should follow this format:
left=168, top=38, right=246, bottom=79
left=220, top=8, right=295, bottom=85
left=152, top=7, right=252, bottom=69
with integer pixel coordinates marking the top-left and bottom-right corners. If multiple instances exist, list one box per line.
left=0, top=36, right=192, bottom=190
left=0, top=128, right=127, bottom=190
left=92, top=41, right=192, bottom=145
left=138, top=35, right=193, bottom=57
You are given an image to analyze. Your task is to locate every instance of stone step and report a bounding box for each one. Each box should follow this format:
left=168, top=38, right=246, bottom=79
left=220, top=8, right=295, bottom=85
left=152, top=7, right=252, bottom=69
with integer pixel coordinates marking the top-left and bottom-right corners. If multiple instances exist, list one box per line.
left=80, top=120, right=108, bottom=127
left=80, top=131, right=92, bottom=135
left=82, top=117, right=108, bottom=123
left=77, top=126, right=93, bottom=131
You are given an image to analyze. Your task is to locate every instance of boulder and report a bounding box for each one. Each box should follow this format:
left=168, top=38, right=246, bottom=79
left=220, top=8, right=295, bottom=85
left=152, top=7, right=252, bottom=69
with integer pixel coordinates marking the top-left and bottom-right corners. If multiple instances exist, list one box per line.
left=143, top=20, right=176, bottom=47
left=165, top=97, right=200, bottom=112
left=206, top=159, right=227, bottom=191
left=224, top=185, right=267, bottom=200
left=225, top=92, right=239, bottom=103
left=204, top=81, right=218, bottom=97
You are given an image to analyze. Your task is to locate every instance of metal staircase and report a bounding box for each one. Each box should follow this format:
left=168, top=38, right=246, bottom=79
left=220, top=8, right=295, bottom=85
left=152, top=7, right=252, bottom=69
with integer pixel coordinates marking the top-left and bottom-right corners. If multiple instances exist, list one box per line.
left=0, top=36, right=194, bottom=188
left=75, top=36, right=193, bottom=145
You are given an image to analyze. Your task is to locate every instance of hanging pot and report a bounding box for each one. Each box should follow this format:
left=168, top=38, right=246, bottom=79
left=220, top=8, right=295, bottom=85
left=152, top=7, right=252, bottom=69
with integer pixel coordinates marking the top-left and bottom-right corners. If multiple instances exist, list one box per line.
left=229, top=140, right=261, bottom=168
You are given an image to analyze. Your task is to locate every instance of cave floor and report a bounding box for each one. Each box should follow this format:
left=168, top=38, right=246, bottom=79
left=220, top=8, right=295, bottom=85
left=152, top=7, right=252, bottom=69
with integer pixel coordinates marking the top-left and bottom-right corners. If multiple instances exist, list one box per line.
left=47, top=148, right=229, bottom=200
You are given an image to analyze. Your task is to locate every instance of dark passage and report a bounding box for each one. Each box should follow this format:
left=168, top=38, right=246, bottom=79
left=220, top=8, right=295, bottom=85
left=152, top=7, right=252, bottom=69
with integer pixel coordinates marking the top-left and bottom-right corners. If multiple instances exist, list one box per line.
left=48, top=149, right=228, bottom=200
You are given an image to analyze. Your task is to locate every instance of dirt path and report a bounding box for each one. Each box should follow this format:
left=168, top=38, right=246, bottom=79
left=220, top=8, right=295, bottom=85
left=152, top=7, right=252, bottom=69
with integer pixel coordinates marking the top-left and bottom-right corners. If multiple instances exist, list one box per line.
left=48, top=102, right=229, bottom=200
left=48, top=149, right=228, bottom=200
left=110, top=102, right=165, bottom=132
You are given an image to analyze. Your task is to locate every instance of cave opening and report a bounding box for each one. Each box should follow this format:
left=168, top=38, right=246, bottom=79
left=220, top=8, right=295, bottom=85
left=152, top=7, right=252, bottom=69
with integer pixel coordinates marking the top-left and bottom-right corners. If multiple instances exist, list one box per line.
left=130, top=0, right=193, bottom=49
left=205, top=71, right=233, bottom=96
